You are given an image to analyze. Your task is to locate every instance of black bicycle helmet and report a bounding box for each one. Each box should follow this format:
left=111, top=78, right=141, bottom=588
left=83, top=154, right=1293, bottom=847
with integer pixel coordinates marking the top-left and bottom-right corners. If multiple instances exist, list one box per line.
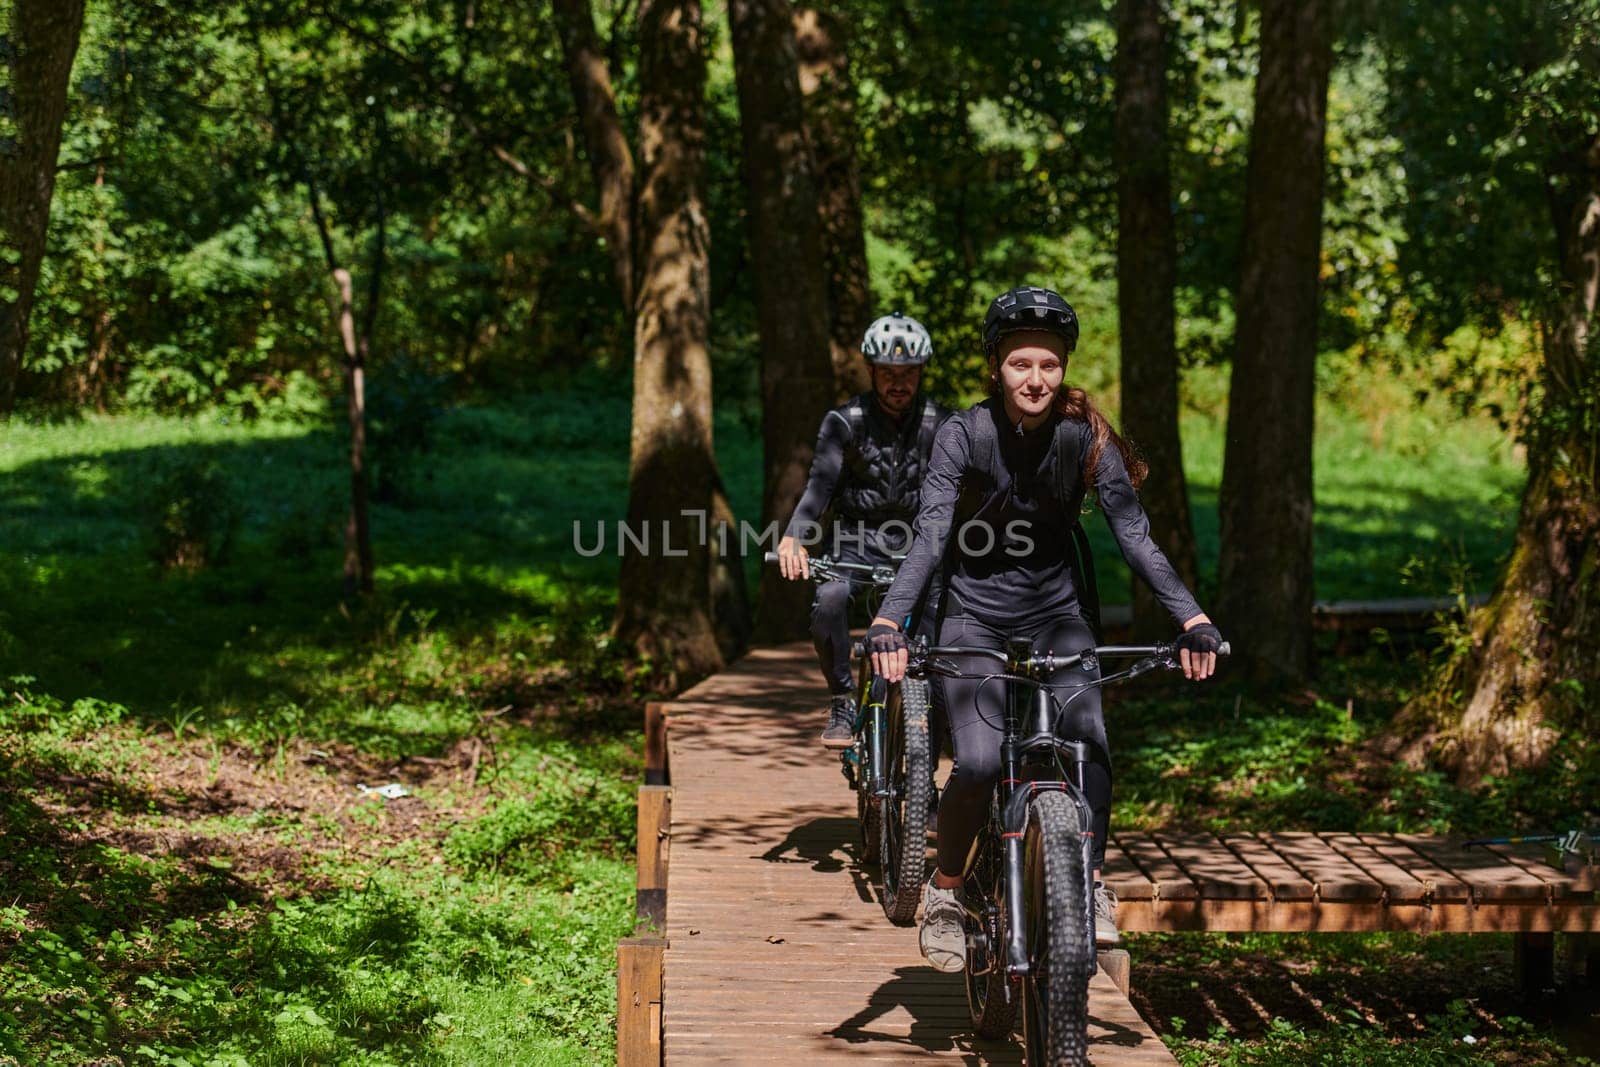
left=982, top=285, right=1079, bottom=354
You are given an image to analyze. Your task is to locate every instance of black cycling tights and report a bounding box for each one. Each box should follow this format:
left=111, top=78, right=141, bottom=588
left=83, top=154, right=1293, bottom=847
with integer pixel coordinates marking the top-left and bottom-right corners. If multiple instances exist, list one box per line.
left=934, top=611, right=1111, bottom=879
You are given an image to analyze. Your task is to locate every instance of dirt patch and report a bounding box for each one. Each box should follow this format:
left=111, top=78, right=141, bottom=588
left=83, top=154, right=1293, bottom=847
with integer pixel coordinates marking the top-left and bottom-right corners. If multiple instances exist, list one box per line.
left=22, top=729, right=504, bottom=903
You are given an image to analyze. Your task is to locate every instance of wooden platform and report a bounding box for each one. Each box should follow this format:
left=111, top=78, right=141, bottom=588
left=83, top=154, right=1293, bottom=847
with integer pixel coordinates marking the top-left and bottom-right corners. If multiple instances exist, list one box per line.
left=661, top=644, right=1176, bottom=1065
left=1103, top=830, right=1598, bottom=934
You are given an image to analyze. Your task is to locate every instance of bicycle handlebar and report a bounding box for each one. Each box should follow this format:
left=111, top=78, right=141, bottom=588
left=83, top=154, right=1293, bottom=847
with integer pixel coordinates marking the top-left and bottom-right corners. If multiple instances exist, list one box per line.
left=849, top=636, right=1232, bottom=675
left=763, top=551, right=900, bottom=587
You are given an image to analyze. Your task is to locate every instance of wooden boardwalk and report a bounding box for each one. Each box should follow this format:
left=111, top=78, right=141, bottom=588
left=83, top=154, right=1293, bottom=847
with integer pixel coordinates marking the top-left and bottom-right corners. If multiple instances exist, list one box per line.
left=662, top=644, right=1175, bottom=1065
left=645, top=642, right=1597, bottom=1064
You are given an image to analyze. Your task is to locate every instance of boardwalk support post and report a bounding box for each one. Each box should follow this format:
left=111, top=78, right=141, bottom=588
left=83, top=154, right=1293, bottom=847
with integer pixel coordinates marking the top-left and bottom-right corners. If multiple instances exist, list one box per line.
left=636, top=785, right=672, bottom=928
left=1515, top=931, right=1556, bottom=994
left=1098, top=949, right=1131, bottom=996
left=645, top=701, right=670, bottom=785
left=617, top=936, right=666, bottom=1066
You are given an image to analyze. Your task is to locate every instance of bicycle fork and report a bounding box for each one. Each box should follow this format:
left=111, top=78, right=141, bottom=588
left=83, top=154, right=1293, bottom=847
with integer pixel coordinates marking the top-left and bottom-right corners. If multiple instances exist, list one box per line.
left=865, top=676, right=890, bottom=799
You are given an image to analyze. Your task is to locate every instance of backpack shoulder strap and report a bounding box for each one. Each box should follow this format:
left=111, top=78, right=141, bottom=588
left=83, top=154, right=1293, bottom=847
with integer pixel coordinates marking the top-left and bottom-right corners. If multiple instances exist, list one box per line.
left=844, top=397, right=867, bottom=445
left=917, top=398, right=939, bottom=461
left=1053, top=419, right=1102, bottom=640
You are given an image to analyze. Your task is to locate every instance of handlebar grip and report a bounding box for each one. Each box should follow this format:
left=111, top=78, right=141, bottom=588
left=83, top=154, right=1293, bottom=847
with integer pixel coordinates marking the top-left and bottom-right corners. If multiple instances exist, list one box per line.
left=851, top=640, right=865, bottom=658
left=763, top=551, right=779, bottom=564
left=1218, top=641, right=1231, bottom=657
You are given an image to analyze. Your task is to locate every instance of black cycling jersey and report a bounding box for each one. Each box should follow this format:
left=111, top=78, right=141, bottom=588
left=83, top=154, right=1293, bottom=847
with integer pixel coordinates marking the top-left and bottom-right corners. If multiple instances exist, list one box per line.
left=879, top=397, right=1202, bottom=630
left=784, top=393, right=951, bottom=544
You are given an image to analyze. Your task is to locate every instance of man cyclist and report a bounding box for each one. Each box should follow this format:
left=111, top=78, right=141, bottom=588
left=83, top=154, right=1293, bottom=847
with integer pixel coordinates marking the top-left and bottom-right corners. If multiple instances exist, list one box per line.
left=776, top=312, right=952, bottom=748
left=867, top=286, right=1223, bottom=969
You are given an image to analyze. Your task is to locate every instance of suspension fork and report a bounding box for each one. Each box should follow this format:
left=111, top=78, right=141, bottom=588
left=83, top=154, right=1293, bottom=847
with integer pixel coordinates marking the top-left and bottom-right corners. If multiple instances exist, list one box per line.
left=867, top=676, right=890, bottom=798
left=1001, top=638, right=1034, bottom=978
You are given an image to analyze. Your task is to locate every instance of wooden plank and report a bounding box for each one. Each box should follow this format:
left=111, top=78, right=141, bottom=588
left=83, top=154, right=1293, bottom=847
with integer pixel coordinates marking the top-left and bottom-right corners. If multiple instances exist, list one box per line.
left=1101, top=836, right=1155, bottom=901
left=1152, top=832, right=1268, bottom=900
left=1319, top=833, right=1430, bottom=902
left=644, top=701, right=670, bottom=786
left=618, top=936, right=665, bottom=1066
left=1353, top=834, right=1471, bottom=902
left=1479, top=842, right=1597, bottom=898
left=1255, top=832, right=1382, bottom=901
left=1218, top=833, right=1315, bottom=900
left=1114, top=833, right=1198, bottom=900
left=1393, top=834, right=1548, bottom=902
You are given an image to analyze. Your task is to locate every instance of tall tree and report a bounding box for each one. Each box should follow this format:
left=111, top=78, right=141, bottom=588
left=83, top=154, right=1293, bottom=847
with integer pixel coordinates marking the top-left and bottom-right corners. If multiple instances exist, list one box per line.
left=1384, top=0, right=1600, bottom=780
left=551, top=0, right=748, bottom=663
left=730, top=0, right=838, bottom=639
left=551, top=0, right=635, bottom=314
left=1214, top=0, right=1334, bottom=681
left=614, top=0, right=731, bottom=682
left=1114, top=0, right=1199, bottom=637
left=0, top=0, right=86, bottom=415
left=794, top=3, right=871, bottom=402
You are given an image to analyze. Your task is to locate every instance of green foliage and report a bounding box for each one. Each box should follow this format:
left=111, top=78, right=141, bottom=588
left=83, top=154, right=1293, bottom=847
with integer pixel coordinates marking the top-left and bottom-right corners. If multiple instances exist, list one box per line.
left=144, top=456, right=242, bottom=571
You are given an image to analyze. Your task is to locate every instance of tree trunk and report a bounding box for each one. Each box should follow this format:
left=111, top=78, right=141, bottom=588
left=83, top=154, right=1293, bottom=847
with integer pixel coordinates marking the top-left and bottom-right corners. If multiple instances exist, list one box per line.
left=730, top=0, right=839, bottom=642
left=794, top=3, right=871, bottom=402
left=0, top=0, right=86, bottom=416
left=1214, top=0, right=1333, bottom=681
left=1114, top=0, right=1198, bottom=638
left=615, top=0, right=727, bottom=685
left=551, top=0, right=635, bottom=313
left=1398, top=137, right=1600, bottom=781
left=333, top=267, right=374, bottom=595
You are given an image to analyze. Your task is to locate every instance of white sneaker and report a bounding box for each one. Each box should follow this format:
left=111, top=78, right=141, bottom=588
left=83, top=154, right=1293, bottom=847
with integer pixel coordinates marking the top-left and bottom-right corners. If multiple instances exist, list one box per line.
left=1094, top=881, right=1120, bottom=945
left=920, top=876, right=966, bottom=973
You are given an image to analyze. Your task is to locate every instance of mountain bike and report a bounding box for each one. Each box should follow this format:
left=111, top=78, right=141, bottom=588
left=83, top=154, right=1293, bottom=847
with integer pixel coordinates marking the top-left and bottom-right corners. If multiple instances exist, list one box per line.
left=904, top=634, right=1229, bottom=1065
left=765, top=551, right=932, bottom=923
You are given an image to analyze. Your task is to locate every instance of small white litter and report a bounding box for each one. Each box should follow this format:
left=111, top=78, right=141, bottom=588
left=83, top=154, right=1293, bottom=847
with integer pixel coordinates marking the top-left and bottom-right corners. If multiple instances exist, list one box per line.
left=357, top=782, right=411, bottom=799
left=1462, top=1035, right=1477, bottom=1046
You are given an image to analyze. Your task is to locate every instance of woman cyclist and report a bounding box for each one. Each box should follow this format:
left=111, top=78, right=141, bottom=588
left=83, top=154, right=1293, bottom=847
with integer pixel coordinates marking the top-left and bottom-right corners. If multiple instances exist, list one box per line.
left=867, top=285, right=1223, bottom=972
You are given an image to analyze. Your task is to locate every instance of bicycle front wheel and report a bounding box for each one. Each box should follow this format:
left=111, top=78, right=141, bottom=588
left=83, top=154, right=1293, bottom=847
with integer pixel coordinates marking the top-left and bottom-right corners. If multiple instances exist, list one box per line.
left=1021, top=789, right=1092, bottom=1066
left=876, top=676, right=932, bottom=924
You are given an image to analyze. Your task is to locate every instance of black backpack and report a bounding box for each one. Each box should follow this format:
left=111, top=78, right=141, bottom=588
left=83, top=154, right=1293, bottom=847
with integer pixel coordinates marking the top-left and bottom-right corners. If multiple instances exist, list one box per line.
left=950, top=407, right=1102, bottom=640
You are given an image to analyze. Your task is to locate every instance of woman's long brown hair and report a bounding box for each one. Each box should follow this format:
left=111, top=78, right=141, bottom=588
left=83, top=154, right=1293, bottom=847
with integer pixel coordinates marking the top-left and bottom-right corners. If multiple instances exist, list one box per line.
left=986, top=354, right=1148, bottom=490
left=1054, top=385, right=1148, bottom=490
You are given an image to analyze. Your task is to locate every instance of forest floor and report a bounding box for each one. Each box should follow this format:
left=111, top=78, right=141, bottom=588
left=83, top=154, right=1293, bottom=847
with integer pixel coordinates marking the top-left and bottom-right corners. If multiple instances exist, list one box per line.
left=0, top=377, right=1593, bottom=1064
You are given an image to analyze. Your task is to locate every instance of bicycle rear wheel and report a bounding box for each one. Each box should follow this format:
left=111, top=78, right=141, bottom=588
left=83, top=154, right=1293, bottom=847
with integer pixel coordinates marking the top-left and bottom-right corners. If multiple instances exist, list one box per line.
left=1021, top=789, right=1092, bottom=1066
left=877, top=676, right=932, bottom=923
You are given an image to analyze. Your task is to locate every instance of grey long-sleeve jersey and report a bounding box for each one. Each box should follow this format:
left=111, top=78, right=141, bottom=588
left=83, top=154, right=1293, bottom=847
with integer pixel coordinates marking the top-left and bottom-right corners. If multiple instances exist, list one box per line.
left=878, top=398, right=1202, bottom=630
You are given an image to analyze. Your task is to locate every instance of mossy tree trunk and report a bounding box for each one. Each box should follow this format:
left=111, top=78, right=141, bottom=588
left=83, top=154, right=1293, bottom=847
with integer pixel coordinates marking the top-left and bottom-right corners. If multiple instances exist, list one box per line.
left=1402, top=136, right=1600, bottom=781
left=730, top=0, right=838, bottom=642
left=0, top=0, right=86, bottom=416
left=1114, top=0, right=1199, bottom=638
left=615, top=0, right=729, bottom=686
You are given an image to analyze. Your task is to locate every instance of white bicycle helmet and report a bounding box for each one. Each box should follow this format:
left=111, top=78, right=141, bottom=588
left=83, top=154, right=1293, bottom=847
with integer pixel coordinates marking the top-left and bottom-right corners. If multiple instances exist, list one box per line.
left=860, top=312, right=934, bottom=366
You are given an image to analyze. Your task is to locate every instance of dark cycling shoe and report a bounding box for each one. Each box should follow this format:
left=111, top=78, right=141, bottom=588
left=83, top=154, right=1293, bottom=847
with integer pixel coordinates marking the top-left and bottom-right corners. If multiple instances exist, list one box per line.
left=820, top=695, right=856, bottom=749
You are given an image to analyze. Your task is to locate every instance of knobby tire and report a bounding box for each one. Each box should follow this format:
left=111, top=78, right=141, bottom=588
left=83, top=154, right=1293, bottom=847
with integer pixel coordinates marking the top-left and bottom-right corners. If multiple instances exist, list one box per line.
left=878, top=676, right=932, bottom=924
left=1022, top=790, right=1092, bottom=1066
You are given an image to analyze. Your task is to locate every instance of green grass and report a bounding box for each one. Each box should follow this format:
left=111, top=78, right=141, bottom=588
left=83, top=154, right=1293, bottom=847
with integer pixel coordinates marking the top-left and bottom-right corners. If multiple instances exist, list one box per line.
left=0, top=374, right=1551, bottom=1064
